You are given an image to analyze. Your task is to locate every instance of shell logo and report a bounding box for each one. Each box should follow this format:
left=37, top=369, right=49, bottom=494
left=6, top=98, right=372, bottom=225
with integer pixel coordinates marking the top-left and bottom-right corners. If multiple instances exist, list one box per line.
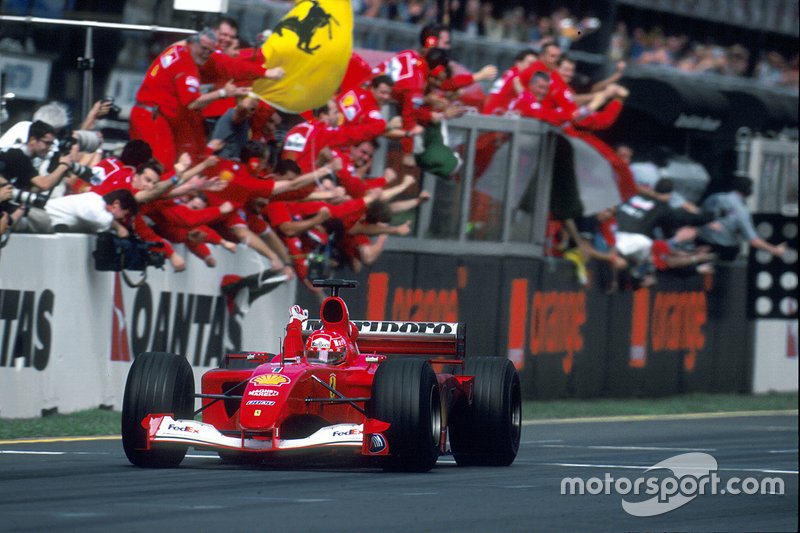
left=219, top=169, right=235, bottom=182
left=250, top=374, right=291, bottom=386
left=341, top=92, right=356, bottom=107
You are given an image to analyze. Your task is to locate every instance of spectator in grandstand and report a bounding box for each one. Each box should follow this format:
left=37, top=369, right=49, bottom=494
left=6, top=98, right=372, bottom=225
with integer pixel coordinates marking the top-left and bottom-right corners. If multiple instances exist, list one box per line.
left=635, top=31, right=685, bottom=67
left=480, top=2, right=503, bottom=40
left=355, top=0, right=383, bottom=18
left=608, top=21, right=630, bottom=63
left=129, top=28, right=257, bottom=167
left=396, top=1, right=437, bottom=27
left=696, top=175, right=787, bottom=261
left=720, top=44, right=751, bottom=77
left=499, top=6, right=528, bottom=43
left=755, top=50, right=789, bottom=86
left=527, top=15, right=556, bottom=50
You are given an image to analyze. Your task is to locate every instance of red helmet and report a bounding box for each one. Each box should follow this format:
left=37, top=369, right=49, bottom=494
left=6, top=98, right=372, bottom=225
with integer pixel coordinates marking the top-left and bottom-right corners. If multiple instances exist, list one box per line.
left=305, top=330, right=347, bottom=365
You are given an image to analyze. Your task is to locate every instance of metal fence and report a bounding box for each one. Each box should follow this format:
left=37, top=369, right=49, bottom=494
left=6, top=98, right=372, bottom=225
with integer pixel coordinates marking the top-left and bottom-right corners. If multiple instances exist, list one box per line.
left=383, top=112, right=558, bottom=258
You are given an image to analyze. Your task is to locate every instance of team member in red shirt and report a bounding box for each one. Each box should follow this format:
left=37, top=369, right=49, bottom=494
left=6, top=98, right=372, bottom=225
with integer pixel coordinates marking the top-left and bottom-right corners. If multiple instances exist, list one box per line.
left=510, top=71, right=577, bottom=126
left=518, top=42, right=578, bottom=116
left=336, top=75, right=393, bottom=130
left=129, top=28, right=252, bottom=167
left=372, top=46, right=450, bottom=165
left=144, top=192, right=237, bottom=267
left=280, top=99, right=385, bottom=183
left=483, top=49, right=537, bottom=115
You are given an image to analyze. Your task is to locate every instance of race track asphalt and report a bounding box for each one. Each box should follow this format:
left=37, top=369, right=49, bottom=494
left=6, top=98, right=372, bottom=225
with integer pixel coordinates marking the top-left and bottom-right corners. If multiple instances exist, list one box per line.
left=0, top=412, right=796, bottom=533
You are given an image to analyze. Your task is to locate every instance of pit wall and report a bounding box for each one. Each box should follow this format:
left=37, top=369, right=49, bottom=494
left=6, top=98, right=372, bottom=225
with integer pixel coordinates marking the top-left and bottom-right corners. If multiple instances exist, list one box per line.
left=0, top=234, right=293, bottom=419
left=296, top=251, right=796, bottom=400
left=1, top=235, right=795, bottom=418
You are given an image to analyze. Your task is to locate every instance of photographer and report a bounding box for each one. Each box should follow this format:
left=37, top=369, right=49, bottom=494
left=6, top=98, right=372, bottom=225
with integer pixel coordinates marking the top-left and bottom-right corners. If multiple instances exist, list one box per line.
left=44, top=188, right=138, bottom=236
left=0, top=121, right=79, bottom=232
left=1, top=166, right=24, bottom=240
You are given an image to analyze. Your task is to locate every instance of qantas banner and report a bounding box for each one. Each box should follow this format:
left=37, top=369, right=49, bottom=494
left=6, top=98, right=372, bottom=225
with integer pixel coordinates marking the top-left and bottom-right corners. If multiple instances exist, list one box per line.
left=0, top=234, right=293, bottom=418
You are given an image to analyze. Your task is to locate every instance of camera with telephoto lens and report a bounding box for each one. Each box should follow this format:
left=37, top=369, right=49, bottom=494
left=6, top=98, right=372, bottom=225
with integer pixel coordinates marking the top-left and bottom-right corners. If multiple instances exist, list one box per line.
left=48, top=128, right=102, bottom=182
left=57, top=128, right=102, bottom=155
left=8, top=188, right=48, bottom=209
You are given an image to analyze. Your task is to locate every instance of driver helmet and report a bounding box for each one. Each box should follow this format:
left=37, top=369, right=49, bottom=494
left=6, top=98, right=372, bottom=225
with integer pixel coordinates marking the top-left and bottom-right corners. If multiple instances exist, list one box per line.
left=305, top=330, right=347, bottom=365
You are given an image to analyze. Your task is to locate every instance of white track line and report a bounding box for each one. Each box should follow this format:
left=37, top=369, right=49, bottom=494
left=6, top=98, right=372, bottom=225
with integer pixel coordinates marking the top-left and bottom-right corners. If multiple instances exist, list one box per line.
left=536, top=444, right=716, bottom=452
left=535, top=461, right=799, bottom=475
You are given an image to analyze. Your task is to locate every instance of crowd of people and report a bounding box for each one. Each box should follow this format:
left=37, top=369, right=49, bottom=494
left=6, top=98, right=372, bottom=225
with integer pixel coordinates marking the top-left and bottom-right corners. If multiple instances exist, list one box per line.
left=0, top=15, right=787, bottom=299
left=349, top=0, right=799, bottom=88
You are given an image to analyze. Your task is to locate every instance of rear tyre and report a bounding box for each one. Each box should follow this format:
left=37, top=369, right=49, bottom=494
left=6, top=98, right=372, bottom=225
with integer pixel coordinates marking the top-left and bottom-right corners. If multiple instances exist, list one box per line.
left=450, top=357, right=521, bottom=466
left=367, top=358, right=442, bottom=472
left=122, top=352, right=195, bottom=467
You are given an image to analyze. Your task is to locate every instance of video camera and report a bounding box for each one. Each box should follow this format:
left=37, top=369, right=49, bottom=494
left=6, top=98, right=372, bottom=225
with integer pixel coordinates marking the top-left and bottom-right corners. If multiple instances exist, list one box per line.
left=94, top=233, right=167, bottom=272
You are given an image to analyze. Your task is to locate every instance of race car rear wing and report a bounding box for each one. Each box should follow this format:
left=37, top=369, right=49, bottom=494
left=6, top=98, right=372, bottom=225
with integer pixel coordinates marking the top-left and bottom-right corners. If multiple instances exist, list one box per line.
left=303, top=320, right=466, bottom=358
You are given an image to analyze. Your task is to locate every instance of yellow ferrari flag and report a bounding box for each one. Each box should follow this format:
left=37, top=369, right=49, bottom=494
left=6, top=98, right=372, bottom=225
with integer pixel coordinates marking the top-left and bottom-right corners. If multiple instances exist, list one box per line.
left=252, top=0, right=353, bottom=113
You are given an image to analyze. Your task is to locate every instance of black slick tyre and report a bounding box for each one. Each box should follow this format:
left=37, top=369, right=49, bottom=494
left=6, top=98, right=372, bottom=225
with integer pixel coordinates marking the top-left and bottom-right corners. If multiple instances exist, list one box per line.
left=367, top=358, right=442, bottom=472
left=121, top=352, right=195, bottom=467
left=450, top=356, right=521, bottom=466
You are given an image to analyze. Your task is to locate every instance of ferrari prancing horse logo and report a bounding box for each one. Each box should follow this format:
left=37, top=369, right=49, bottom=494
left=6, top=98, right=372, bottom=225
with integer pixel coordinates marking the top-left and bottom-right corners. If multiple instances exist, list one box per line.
left=272, top=0, right=339, bottom=54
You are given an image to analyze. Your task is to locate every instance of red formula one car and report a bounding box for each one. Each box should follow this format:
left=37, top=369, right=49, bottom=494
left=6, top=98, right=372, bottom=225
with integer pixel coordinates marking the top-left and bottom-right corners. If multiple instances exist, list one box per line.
left=122, top=279, right=521, bottom=472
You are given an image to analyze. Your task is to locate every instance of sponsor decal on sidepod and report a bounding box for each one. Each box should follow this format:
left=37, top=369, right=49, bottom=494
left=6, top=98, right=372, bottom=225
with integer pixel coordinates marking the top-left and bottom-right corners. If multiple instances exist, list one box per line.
left=250, top=374, right=291, bottom=386
left=248, top=388, right=280, bottom=397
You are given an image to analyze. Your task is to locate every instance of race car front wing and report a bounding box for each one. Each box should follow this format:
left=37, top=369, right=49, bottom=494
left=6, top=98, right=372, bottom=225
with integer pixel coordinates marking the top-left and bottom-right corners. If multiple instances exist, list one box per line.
left=142, top=415, right=391, bottom=456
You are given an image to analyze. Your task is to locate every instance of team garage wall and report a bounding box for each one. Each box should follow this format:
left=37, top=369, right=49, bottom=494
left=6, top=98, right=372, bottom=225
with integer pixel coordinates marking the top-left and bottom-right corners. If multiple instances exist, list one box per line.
left=296, top=251, right=784, bottom=400
left=0, top=234, right=293, bottom=419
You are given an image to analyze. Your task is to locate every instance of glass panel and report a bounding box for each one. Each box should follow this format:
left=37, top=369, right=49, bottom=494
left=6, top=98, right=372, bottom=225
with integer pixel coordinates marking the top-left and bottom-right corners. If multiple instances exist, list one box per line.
left=467, top=130, right=512, bottom=241
left=424, top=125, right=470, bottom=240
left=509, top=131, right=544, bottom=243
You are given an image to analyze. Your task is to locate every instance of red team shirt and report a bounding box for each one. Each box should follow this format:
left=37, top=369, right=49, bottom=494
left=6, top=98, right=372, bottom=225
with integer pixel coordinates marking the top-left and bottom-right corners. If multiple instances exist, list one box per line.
left=281, top=119, right=384, bottom=174
left=335, top=85, right=386, bottom=130
left=373, top=49, right=429, bottom=154
left=483, top=66, right=522, bottom=115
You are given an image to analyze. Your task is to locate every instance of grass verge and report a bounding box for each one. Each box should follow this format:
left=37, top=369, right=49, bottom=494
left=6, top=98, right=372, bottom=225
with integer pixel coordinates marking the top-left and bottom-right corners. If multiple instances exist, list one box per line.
left=0, top=393, right=796, bottom=440
left=523, top=392, right=798, bottom=420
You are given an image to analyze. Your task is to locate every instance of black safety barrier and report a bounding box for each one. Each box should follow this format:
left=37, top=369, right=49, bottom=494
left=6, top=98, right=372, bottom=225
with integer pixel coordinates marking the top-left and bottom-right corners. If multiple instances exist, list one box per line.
left=296, top=252, right=754, bottom=399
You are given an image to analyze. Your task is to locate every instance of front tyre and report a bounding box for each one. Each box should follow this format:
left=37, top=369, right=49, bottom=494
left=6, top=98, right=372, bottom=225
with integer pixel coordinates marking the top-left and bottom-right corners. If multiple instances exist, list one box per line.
left=122, top=352, right=195, bottom=467
left=367, top=358, right=442, bottom=472
left=450, top=357, right=521, bottom=466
